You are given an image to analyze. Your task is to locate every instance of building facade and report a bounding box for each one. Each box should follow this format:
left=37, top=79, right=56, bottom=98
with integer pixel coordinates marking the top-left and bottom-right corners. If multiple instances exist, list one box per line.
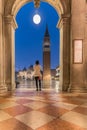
left=0, top=0, right=87, bottom=96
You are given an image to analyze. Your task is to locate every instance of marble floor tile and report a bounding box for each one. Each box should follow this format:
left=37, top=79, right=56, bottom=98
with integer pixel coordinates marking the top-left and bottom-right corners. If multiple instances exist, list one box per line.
left=80, top=103, right=87, bottom=108
left=38, top=105, right=68, bottom=117
left=0, top=84, right=87, bottom=130
left=6, top=97, right=28, bottom=101
left=38, top=99, right=57, bottom=104
left=0, top=101, right=19, bottom=109
left=36, top=118, right=85, bottom=130
left=15, top=99, right=34, bottom=104
left=72, top=98, right=87, bottom=103
left=60, top=111, right=87, bottom=128
left=63, top=99, right=83, bottom=105
left=0, top=118, right=32, bottom=130
left=0, top=110, right=12, bottom=121
left=73, top=106, right=87, bottom=115
left=15, top=111, right=55, bottom=129
left=23, top=101, right=48, bottom=110
left=53, top=101, right=78, bottom=110
left=0, top=98, right=9, bottom=103
left=49, top=96, right=65, bottom=102
left=4, top=105, right=32, bottom=116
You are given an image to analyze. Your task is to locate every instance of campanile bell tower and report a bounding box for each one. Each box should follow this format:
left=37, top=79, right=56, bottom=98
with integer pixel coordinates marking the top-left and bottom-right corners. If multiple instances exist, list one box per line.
left=43, top=25, right=51, bottom=87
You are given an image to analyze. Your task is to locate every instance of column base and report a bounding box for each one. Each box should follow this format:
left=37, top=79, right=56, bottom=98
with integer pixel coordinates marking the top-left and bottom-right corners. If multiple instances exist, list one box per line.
left=68, top=83, right=87, bottom=93
left=6, top=83, right=16, bottom=91
left=0, top=83, right=16, bottom=96
left=0, top=85, right=8, bottom=96
left=42, top=80, right=51, bottom=88
left=59, top=82, right=70, bottom=91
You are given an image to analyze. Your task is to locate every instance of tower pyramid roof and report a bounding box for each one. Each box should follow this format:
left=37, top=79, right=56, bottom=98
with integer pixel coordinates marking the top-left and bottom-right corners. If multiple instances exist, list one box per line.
left=45, top=24, right=49, bottom=37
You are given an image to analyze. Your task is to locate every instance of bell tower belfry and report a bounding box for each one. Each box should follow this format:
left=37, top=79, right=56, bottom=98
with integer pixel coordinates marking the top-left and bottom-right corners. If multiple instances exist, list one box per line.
left=43, top=25, right=51, bottom=87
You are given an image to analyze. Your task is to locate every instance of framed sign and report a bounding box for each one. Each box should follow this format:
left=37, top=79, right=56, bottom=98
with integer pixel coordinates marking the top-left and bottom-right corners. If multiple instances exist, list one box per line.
left=74, top=40, right=83, bottom=63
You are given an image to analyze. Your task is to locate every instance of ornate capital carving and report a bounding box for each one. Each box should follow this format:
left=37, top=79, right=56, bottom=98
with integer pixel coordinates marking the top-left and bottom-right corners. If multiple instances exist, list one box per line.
left=4, top=15, right=18, bottom=29
left=57, top=18, right=63, bottom=29
left=58, top=14, right=71, bottom=28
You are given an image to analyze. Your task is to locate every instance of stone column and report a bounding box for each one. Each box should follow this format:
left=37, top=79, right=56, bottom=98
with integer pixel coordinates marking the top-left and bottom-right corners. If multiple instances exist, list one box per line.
left=83, top=2, right=87, bottom=90
left=69, top=0, right=87, bottom=92
left=4, top=15, right=17, bottom=91
left=58, top=14, right=71, bottom=91
left=0, top=0, right=7, bottom=96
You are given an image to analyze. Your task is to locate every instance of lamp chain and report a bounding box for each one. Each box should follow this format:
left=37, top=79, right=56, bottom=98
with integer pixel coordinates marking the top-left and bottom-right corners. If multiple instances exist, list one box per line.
left=34, top=0, right=40, bottom=8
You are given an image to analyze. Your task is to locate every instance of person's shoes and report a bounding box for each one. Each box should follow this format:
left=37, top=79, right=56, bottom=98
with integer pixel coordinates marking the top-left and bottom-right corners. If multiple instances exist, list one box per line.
left=39, top=88, right=41, bottom=91
left=36, top=89, right=38, bottom=91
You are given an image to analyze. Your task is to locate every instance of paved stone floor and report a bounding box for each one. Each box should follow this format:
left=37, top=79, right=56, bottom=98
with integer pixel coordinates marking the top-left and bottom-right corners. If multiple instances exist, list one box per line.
left=0, top=80, right=87, bottom=130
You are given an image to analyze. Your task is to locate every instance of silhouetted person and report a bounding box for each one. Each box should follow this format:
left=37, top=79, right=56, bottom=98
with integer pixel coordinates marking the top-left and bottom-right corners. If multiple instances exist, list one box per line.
left=33, top=60, right=42, bottom=91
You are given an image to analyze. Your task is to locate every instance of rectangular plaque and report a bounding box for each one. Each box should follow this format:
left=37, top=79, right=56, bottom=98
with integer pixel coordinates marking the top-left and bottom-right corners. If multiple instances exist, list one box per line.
left=74, top=40, right=83, bottom=63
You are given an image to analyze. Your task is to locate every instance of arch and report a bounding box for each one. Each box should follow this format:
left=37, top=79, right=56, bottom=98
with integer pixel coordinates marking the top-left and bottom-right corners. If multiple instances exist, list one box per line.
left=1, top=0, right=71, bottom=94
left=4, top=0, right=65, bottom=17
left=1, top=0, right=87, bottom=95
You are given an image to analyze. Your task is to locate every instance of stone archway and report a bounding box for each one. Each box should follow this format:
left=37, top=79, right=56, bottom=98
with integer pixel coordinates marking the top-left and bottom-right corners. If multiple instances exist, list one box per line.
left=0, top=0, right=71, bottom=95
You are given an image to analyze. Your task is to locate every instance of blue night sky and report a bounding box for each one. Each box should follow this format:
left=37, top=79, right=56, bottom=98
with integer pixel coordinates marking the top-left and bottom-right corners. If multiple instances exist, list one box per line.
left=15, top=2, right=60, bottom=71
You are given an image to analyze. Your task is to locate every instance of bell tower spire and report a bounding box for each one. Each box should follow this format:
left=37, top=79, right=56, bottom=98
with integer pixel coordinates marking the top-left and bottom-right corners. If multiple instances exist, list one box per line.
left=43, top=24, right=51, bottom=87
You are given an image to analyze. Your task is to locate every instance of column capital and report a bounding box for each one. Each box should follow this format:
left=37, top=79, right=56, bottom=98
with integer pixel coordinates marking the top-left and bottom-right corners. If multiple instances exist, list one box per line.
left=4, top=15, right=18, bottom=29
left=57, top=14, right=71, bottom=29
